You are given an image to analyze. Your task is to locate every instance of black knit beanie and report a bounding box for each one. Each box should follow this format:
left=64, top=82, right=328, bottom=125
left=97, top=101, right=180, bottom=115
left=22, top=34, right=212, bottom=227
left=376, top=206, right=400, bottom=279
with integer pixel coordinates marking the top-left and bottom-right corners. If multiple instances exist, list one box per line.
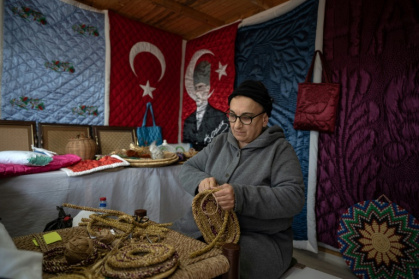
left=228, top=80, right=273, bottom=116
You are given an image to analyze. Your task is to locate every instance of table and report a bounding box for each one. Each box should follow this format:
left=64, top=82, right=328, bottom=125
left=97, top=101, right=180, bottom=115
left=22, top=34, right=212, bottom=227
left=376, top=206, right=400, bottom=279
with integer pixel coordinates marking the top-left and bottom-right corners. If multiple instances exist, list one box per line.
left=0, top=165, right=193, bottom=237
left=12, top=226, right=230, bottom=279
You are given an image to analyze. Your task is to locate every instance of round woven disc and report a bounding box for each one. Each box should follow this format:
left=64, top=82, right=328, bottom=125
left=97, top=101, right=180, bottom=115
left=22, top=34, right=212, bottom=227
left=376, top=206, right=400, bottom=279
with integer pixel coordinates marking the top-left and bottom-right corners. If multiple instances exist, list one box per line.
left=192, top=190, right=240, bottom=245
left=125, top=151, right=178, bottom=167
left=338, top=199, right=419, bottom=279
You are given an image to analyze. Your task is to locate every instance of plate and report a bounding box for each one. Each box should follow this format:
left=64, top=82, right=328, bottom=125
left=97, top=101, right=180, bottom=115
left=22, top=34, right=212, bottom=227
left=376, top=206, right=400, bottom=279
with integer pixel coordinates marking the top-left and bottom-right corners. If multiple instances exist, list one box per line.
left=338, top=196, right=419, bottom=279
left=125, top=151, right=179, bottom=167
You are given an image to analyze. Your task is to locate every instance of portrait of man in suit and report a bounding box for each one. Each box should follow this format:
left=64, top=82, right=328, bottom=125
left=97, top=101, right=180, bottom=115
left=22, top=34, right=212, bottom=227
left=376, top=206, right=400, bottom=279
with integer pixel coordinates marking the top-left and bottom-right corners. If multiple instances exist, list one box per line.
left=183, top=60, right=229, bottom=150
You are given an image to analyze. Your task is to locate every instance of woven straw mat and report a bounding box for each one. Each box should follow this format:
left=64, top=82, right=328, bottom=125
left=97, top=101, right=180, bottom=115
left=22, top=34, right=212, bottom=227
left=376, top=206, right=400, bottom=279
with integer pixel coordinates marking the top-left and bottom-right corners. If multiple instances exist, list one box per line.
left=0, top=126, right=31, bottom=150
left=99, top=131, right=134, bottom=155
left=125, top=151, right=178, bottom=167
left=13, top=225, right=229, bottom=278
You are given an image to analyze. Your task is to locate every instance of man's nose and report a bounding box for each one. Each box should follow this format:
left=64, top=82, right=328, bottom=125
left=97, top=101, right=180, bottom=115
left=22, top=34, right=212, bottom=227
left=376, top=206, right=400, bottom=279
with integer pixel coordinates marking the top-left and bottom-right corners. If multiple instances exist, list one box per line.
left=233, top=118, right=243, bottom=128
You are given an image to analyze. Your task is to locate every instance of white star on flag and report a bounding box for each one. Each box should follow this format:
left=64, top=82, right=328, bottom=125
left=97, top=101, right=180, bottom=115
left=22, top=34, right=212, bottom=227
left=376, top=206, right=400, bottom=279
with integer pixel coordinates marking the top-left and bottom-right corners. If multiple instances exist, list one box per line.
left=140, top=80, right=156, bottom=98
left=215, top=62, right=227, bottom=80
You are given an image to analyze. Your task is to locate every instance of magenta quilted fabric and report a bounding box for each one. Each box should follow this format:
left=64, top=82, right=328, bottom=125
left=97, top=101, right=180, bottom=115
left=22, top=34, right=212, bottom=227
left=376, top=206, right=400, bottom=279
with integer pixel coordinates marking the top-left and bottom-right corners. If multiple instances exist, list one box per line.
left=0, top=154, right=81, bottom=177
left=108, top=11, right=182, bottom=143
left=316, top=0, right=419, bottom=248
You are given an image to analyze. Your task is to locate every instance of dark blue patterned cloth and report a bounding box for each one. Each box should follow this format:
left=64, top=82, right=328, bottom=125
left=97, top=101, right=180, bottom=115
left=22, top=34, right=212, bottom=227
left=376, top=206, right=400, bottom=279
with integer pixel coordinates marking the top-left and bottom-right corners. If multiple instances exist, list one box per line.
left=235, top=0, right=319, bottom=244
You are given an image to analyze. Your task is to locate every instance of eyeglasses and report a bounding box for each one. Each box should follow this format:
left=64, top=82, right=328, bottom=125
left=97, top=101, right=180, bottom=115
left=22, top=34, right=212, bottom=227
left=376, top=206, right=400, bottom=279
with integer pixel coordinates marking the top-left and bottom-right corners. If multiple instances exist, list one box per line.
left=226, top=110, right=265, bottom=125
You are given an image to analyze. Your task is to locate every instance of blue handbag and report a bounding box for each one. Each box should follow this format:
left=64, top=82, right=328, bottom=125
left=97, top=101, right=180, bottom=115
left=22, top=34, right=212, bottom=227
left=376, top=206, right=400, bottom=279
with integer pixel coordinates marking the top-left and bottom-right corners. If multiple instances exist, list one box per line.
left=137, top=102, right=163, bottom=146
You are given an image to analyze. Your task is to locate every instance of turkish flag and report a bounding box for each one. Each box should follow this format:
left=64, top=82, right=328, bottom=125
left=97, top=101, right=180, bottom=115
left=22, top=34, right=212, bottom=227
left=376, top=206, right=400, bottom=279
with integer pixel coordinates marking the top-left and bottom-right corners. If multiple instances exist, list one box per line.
left=108, top=11, right=182, bottom=143
left=182, top=22, right=239, bottom=148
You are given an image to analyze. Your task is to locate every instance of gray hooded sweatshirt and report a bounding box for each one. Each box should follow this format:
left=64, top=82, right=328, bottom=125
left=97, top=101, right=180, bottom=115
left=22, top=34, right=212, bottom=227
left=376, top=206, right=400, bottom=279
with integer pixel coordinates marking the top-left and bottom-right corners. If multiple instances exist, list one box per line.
left=171, top=125, right=305, bottom=278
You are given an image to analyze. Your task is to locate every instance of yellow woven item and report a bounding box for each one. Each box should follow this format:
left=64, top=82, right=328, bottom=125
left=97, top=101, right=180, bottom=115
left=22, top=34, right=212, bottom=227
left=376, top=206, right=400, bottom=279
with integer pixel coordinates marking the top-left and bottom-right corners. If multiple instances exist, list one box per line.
left=42, top=245, right=98, bottom=273
left=64, top=236, right=95, bottom=264
left=125, top=151, right=179, bottom=167
left=12, top=203, right=231, bottom=278
left=65, top=134, right=96, bottom=160
left=62, top=203, right=179, bottom=278
left=190, top=189, right=240, bottom=258
left=62, top=203, right=171, bottom=242
left=101, top=242, right=179, bottom=279
left=13, top=226, right=230, bottom=278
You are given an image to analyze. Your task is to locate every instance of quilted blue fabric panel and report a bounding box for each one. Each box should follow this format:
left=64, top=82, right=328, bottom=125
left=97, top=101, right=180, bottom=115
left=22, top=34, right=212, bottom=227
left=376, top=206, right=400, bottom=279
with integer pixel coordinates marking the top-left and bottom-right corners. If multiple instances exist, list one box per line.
left=1, top=0, right=105, bottom=125
left=235, top=0, right=318, bottom=241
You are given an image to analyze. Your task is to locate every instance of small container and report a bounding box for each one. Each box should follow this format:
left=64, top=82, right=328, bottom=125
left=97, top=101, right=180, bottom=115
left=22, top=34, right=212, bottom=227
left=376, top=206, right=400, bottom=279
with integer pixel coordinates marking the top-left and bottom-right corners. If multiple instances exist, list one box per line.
left=99, top=197, right=107, bottom=209
left=158, top=140, right=176, bottom=153
left=134, top=209, right=147, bottom=218
left=134, top=209, right=148, bottom=223
left=65, top=134, right=96, bottom=160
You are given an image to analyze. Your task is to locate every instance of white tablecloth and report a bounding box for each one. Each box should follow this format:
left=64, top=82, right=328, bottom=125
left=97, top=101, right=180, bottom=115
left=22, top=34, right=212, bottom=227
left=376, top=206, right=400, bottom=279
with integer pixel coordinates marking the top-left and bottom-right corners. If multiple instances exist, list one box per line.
left=0, top=165, right=193, bottom=237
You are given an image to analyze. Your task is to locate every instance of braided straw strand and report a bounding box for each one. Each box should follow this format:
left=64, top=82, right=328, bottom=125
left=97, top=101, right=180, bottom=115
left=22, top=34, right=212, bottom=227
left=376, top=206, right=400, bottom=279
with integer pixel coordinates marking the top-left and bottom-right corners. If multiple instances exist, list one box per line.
left=33, top=233, right=49, bottom=252
left=63, top=203, right=126, bottom=216
left=63, top=203, right=171, bottom=242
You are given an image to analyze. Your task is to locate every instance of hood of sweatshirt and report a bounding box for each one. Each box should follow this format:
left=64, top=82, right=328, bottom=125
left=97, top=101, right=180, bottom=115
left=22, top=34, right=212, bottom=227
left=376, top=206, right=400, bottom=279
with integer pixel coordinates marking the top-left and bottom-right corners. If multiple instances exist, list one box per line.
left=227, top=125, right=285, bottom=149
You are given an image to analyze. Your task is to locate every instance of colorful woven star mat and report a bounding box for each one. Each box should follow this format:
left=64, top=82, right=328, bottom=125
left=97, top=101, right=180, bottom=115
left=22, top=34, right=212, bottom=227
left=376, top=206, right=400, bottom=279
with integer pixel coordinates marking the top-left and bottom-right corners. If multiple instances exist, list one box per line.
left=337, top=195, right=419, bottom=279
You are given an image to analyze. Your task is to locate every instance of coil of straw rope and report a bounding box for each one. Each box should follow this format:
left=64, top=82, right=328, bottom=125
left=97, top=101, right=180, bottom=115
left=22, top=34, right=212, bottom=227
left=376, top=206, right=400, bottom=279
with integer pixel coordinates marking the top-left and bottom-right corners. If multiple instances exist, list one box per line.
left=101, top=242, right=179, bottom=279
left=190, top=189, right=240, bottom=258
left=60, top=203, right=179, bottom=278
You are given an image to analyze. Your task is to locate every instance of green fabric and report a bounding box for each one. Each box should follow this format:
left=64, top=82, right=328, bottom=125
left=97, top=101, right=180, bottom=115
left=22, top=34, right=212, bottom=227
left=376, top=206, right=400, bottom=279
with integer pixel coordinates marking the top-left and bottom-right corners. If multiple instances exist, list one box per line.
left=27, top=155, right=53, bottom=166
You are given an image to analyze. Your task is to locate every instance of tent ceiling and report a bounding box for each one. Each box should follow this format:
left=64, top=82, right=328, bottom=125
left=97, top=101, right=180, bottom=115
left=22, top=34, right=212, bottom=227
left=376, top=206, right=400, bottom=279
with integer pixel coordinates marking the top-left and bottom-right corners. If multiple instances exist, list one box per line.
left=72, top=0, right=290, bottom=40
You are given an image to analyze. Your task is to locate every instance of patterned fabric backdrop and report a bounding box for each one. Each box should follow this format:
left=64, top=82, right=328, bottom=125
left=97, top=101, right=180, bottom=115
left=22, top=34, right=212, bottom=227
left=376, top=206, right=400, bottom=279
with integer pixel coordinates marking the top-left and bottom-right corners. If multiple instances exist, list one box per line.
left=235, top=0, right=319, bottom=251
left=1, top=0, right=105, bottom=125
left=317, top=0, right=419, bottom=248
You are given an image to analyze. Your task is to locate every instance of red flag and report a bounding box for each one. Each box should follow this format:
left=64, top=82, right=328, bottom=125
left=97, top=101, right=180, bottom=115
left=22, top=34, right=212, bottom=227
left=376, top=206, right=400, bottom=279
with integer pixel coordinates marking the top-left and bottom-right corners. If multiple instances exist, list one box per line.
left=182, top=22, right=239, bottom=149
left=108, top=11, right=182, bottom=144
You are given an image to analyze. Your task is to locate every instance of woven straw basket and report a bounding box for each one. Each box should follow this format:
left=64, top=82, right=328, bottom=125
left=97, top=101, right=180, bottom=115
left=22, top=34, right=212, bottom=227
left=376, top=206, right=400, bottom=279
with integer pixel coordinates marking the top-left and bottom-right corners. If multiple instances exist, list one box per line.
left=65, top=134, right=96, bottom=160
left=192, top=190, right=240, bottom=247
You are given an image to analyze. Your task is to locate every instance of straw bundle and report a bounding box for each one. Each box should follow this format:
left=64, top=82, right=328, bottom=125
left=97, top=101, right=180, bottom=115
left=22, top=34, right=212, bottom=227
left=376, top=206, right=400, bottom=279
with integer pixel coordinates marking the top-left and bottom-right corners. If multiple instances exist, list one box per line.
left=13, top=226, right=230, bottom=278
left=12, top=203, right=231, bottom=278
left=62, top=203, right=172, bottom=242
left=64, top=236, right=95, bottom=264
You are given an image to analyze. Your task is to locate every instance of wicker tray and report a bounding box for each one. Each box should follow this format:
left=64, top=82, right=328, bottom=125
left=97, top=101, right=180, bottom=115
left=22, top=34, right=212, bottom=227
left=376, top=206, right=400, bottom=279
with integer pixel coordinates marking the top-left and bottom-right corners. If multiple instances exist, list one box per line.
left=13, top=226, right=229, bottom=279
left=125, top=151, right=179, bottom=167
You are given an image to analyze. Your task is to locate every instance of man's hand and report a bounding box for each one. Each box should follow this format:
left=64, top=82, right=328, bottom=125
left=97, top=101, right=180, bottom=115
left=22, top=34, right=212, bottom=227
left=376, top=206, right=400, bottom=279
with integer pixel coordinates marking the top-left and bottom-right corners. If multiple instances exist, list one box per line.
left=213, top=183, right=235, bottom=211
left=198, top=177, right=218, bottom=192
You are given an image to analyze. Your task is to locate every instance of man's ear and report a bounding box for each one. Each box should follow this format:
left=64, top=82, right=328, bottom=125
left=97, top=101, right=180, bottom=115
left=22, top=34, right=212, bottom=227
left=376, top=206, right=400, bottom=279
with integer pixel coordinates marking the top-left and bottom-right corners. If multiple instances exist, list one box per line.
left=263, top=114, right=269, bottom=127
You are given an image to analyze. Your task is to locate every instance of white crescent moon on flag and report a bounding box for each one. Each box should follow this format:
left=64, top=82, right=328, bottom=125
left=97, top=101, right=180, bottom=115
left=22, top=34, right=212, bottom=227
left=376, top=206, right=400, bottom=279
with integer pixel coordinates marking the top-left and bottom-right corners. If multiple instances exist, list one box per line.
left=129, top=42, right=166, bottom=81
left=185, top=49, right=214, bottom=101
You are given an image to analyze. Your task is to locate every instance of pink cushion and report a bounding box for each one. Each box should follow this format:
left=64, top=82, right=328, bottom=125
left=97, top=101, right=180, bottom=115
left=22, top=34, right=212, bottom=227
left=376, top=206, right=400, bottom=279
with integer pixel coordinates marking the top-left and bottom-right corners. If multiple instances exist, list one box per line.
left=0, top=154, right=81, bottom=178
